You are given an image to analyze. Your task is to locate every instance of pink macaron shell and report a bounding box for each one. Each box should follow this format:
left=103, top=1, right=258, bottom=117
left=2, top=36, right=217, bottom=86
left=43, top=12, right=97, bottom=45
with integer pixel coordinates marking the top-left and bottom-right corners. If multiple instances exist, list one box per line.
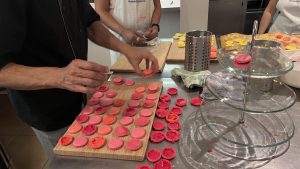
left=131, top=127, right=146, bottom=139
left=81, top=106, right=94, bottom=115
left=146, top=93, right=157, bottom=100
left=88, top=115, right=102, bottom=125
left=92, top=91, right=104, bottom=98
left=119, top=116, right=134, bottom=126
left=114, top=126, right=129, bottom=137
left=125, top=138, right=143, bottom=151
left=100, top=98, right=113, bottom=107
left=67, top=123, right=82, bottom=134
left=108, top=137, right=124, bottom=150
left=140, top=109, right=153, bottom=117
left=73, top=136, right=88, bottom=148
left=106, top=90, right=117, bottom=98
left=134, top=117, right=150, bottom=127
left=125, top=79, right=135, bottom=86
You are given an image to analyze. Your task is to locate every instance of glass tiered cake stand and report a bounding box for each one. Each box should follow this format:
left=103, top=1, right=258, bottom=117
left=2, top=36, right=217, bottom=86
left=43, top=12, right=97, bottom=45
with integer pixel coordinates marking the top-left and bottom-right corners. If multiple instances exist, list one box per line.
left=179, top=47, right=296, bottom=168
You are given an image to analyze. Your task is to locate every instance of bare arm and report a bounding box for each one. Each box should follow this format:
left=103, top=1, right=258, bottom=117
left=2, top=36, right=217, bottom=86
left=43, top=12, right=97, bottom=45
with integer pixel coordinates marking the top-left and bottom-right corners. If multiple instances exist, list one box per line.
left=0, top=60, right=108, bottom=94
left=258, top=0, right=278, bottom=34
left=87, top=20, right=159, bottom=74
left=145, top=0, right=161, bottom=40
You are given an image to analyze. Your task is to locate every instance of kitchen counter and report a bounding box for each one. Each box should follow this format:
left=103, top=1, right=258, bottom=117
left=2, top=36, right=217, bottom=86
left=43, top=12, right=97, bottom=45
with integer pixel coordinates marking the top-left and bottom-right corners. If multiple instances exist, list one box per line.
left=48, top=62, right=300, bottom=169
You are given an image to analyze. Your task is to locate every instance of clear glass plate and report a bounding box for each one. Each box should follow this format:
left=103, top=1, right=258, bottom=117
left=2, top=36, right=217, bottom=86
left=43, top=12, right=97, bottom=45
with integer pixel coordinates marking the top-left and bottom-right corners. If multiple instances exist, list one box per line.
left=217, top=48, right=293, bottom=78
left=199, top=100, right=294, bottom=148
left=205, top=71, right=297, bottom=113
left=179, top=110, right=291, bottom=165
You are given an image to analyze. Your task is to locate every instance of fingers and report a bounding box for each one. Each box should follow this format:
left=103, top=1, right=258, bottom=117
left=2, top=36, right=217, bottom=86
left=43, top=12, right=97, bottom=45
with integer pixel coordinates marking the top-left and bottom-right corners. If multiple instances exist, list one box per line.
left=60, top=59, right=110, bottom=94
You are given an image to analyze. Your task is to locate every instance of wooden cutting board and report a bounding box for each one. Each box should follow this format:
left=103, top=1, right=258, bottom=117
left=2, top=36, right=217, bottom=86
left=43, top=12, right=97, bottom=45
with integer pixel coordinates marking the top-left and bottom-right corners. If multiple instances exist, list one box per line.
left=166, top=35, right=218, bottom=62
left=54, top=80, right=163, bottom=161
left=111, top=42, right=171, bottom=72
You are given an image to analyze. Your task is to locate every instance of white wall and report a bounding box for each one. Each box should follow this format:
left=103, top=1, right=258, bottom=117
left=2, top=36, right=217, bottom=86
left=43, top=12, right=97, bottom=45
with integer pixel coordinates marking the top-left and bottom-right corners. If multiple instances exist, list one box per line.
left=180, top=0, right=209, bottom=32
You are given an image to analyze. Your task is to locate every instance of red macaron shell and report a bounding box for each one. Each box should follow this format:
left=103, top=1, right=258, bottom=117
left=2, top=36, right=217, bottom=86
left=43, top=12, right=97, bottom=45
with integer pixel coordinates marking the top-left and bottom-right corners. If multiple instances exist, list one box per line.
left=233, top=60, right=251, bottom=68
left=136, top=165, right=152, bottom=169
left=134, top=117, right=150, bottom=127
left=234, top=53, right=252, bottom=64
left=135, top=87, right=146, bottom=93
left=113, top=98, right=125, bottom=107
left=128, top=100, right=141, bottom=108
left=119, top=116, right=134, bottom=126
left=88, top=115, right=102, bottom=125
left=103, top=115, right=117, bottom=125
left=98, top=125, right=112, bottom=135
left=159, top=94, right=171, bottom=102
left=73, top=136, right=88, bottom=148
left=168, top=121, right=181, bottom=130
left=166, top=114, right=180, bottom=123
left=67, top=123, right=82, bottom=134
left=92, top=91, right=104, bottom=98
left=131, top=127, right=146, bottom=139
left=108, top=137, right=124, bottom=150
left=98, top=85, right=109, bottom=92
left=60, top=135, right=73, bottom=146
left=161, top=147, right=176, bottom=160
left=167, top=88, right=178, bottom=95
left=114, top=126, right=129, bottom=137
left=153, top=119, right=166, bottom=131
left=146, top=93, right=157, bottom=100
left=140, top=109, right=153, bottom=117
left=100, top=98, right=114, bottom=107
left=82, top=124, right=97, bottom=136
left=132, top=92, right=143, bottom=100
left=94, top=106, right=106, bottom=115
left=153, top=159, right=172, bottom=169
left=190, top=97, right=204, bottom=106
left=76, top=114, right=89, bottom=124
left=81, top=106, right=94, bottom=115
left=125, top=79, right=135, bottom=86
left=155, top=109, right=169, bottom=118
left=125, top=138, right=143, bottom=151
left=158, top=101, right=169, bottom=109
left=123, top=107, right=137, bottom=117
left=150, top=131, right=165, bottom=143
left=106, top=90, right=117, bottom=98
left=147, top=148, right=162, bottom=163
left=143, top=100, right=156, bottom=108
left=89, top=136, right=106, bottom=149
left=170, top=106, right=182, bottom=115
left=175, top=98, right=187, bottom=107
left=165, top=130, right=180, bottom=143
left=108, top=107, right=121, bottom=116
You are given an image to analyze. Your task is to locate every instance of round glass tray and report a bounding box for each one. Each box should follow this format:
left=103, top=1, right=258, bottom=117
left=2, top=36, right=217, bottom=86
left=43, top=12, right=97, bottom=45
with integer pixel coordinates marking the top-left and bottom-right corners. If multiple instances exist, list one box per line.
left=205, top=71, right=296, bottom=113
left=199, top=100, right=294, bottom=148
left=217, top=48, right=293, bottom=78
left=179, top=111, right=290, bottom=166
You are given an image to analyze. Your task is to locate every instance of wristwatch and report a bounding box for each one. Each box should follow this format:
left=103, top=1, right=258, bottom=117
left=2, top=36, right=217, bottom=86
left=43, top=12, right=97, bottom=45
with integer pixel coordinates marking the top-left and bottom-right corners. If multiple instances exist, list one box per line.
left=151, top=23, right=160, bottom=32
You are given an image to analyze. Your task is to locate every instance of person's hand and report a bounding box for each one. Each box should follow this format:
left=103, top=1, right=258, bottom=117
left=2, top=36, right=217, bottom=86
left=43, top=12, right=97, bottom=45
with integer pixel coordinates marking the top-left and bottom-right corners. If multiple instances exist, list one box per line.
left=145, top=26, right=159, bottom=40
left=125, top=47, right=159, bottom=75
left=58, top=59, right=109, bottom=94
left=121, top=29, right=145, bottom=43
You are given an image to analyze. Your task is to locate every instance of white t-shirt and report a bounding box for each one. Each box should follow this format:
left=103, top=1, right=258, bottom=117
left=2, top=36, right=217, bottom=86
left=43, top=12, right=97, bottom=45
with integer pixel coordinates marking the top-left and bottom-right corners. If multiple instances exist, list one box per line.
left=271, top=0, right=300, bottom=33
left=109, top=0, right=154, bottom=65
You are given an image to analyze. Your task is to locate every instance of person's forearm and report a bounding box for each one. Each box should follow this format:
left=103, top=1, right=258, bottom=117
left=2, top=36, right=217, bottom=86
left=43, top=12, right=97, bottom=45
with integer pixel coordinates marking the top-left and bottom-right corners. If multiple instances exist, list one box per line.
left=0, top=63, right=61, bottom=90
left=151, top=1, right=161, bottom=25
left=87, top=21, right=131, bottom=57
left=258, top=12, right=273, bottom=34
left=94, top=1, right=125, bottom=35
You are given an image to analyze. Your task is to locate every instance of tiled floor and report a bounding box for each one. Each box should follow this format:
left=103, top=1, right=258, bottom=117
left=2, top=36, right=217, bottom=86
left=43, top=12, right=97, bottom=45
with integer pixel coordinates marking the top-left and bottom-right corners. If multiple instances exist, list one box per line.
left=0, top=93, right=49, bottom=169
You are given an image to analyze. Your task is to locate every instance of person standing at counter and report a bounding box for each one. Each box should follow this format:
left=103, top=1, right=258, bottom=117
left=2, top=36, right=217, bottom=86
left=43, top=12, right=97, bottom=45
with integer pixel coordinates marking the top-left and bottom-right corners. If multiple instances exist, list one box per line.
left=258, top=0, right=300, bottom=34
left=0, top=0, right=158, bottom=159
left=94, top=0, right=161, bottom=64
